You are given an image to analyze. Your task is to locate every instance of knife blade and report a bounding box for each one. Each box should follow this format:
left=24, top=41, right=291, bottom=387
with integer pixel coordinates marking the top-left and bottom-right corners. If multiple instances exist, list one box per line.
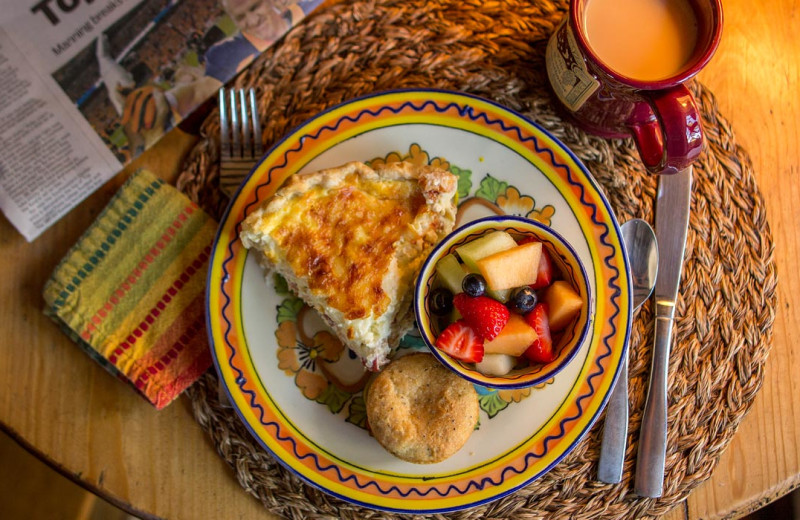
left=634, top=166, right=692, bottom=497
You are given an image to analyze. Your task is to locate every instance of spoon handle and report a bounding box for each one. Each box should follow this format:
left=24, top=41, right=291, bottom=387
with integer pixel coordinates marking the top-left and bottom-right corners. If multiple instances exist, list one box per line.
left=635, top=303, right=674, bottom=497
left=597, top=355, right=628, bottom=483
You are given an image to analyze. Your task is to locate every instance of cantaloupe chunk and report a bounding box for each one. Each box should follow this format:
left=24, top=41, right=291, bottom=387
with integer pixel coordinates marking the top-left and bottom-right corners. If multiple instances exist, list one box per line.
left=543, top=280, right=583, bottom=331
left=476, top=242, right=543, bottom=291
left=460, top=267, right=510, bottom=302
left=484, top=313, right=538, bottom=356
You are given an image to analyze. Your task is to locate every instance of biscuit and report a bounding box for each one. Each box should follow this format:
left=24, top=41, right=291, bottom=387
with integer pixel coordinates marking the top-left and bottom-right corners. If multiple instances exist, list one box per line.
left=366, top=353, right=478, bottom=463
left=239, top=161, right=457, bottom=370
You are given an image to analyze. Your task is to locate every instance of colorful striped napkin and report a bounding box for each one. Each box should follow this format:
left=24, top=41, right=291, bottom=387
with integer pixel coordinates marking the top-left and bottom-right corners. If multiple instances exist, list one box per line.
left=43, top=170, right=217, bottom=409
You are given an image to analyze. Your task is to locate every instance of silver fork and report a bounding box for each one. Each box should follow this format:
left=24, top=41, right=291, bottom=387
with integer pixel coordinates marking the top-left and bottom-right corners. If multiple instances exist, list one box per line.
left=218, top=87, right=263, bottom=197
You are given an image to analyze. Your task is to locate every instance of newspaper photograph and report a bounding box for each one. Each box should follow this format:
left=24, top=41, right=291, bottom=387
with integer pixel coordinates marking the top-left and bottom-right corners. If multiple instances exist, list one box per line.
left=0, top=0, right=322, bottom=241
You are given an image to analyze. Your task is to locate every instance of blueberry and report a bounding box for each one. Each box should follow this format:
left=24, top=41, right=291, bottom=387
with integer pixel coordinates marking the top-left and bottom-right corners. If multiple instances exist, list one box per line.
left=462, top=273, right=487, bottom=297
left=430, top=287, right=454, bottom=315
left=510, top=286, right=537, bottom=314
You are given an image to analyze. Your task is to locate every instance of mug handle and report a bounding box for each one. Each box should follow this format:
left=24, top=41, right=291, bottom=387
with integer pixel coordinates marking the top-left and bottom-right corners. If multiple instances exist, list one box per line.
left=627, top=84, right=704, bottom=175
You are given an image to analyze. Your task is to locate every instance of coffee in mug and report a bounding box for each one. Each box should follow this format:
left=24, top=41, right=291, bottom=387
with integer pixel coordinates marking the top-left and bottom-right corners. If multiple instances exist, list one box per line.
left=545, top=0, right=722, bottom=174
left=584, top=0, right=698, bottom=81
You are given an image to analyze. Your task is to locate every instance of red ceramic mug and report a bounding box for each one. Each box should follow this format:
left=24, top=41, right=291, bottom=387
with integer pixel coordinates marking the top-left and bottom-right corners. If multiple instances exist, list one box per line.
left=545, top=0, right=723, bottom=174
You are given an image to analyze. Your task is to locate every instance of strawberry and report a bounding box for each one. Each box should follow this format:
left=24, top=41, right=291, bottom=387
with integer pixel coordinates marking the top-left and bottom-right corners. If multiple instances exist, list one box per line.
left=523, top=303, right=555, bottom=364
left=517, top=237, right=556, bottom=289
left=434, top=320, right=484, bottom=363
left=453, top=293, right=510, bottom=340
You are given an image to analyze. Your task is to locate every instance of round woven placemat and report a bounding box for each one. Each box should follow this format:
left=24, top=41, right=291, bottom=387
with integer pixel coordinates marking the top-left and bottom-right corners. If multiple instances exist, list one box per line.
left=177, top=0, right=778, bottom=518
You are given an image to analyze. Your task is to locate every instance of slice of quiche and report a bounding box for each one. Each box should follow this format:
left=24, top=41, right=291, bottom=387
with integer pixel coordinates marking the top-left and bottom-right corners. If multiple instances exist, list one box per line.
left=239, top=161, right=458, bottom=370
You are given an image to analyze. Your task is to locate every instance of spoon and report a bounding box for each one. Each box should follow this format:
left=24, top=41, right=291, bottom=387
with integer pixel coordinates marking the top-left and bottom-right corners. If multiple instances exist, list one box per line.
left=597, top=218, right=658, bottom=483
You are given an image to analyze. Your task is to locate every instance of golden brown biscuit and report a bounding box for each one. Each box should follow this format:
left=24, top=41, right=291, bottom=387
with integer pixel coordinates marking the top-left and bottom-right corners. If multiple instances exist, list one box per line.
left=366, top=353, right=479, bottom=463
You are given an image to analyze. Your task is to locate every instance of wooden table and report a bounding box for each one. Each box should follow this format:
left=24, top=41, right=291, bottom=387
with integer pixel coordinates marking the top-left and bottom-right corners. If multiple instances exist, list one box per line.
left=1, top=1, right=798, bottom=518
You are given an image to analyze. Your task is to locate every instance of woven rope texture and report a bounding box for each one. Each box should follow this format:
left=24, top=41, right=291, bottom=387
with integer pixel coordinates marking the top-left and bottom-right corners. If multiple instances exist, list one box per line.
left=178, top=1, right=778, bottom=518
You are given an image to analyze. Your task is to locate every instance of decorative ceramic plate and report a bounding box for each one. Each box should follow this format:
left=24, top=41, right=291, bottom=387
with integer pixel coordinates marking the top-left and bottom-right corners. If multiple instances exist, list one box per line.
left=206, top=89, right=632, bottom=513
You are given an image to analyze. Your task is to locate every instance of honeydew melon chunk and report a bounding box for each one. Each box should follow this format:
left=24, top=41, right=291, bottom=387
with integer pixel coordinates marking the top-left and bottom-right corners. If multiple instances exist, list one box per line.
left=435, top=253, right=468, bottom=294
left=475, top=353, right=516, bottom=376
left=456, top=231, right=517, bottom=272
left=487, top=287, right=512, bottom=303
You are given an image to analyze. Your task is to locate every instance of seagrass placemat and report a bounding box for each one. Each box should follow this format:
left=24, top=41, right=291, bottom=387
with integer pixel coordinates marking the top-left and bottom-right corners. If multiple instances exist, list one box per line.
left=177, top=0, right=778, bottom=517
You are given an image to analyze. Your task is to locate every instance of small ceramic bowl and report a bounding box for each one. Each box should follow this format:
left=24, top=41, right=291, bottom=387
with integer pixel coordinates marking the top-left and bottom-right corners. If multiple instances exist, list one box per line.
left=414, top=215, right=592, bottom=389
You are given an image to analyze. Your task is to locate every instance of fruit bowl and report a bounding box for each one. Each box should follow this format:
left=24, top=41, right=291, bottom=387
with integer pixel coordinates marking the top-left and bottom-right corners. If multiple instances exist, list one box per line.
left=414, top=215, right=592, bottom=389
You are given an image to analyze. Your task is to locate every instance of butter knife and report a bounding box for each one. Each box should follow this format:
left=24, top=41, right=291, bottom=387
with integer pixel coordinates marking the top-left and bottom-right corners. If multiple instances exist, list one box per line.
left=635, top=166, right=692, bottom=497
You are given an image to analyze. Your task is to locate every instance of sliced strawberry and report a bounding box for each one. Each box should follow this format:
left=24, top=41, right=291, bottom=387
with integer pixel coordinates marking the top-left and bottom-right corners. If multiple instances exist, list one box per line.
left=532, top=249, right=556, bottom=289
left=523, top=303, right=555, bottom=364
left=434, top=320, right=484, bottom=363
left=453, top=293, right=510, bottom=340
left=517, top=237, right=556, bottom=289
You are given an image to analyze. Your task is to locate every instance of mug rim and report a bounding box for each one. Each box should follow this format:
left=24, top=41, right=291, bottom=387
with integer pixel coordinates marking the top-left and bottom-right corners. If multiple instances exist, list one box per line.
left=569, top=0, right=723, bottom=89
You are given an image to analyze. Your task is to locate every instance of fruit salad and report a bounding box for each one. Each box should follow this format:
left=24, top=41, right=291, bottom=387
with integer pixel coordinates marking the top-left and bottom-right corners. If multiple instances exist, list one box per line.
left=430, top=230, right=584, bottom=377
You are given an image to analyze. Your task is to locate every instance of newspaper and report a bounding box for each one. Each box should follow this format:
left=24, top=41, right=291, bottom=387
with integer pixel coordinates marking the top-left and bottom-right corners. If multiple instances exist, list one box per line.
left=0, top=0, right=322, bottom=241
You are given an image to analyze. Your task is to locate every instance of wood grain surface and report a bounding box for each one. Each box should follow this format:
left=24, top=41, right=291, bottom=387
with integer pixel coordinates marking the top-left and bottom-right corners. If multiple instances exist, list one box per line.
left=670, top=0, right=800, bottom=518
left=1, top=1, right=798, bottom=519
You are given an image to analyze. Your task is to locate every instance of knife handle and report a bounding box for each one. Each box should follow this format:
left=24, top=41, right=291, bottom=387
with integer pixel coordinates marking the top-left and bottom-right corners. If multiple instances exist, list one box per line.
left=635, top=302, right=675, bottom=497
left=597, top=355, right=629, bottom=483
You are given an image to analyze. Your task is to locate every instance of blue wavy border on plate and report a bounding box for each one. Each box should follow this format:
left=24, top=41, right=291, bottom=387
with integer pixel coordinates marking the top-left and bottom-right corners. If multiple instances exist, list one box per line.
left=207, top=89, right=629, bottom=513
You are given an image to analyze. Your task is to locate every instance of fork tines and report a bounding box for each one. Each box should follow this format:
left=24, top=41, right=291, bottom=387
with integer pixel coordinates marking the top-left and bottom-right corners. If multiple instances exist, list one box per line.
left=218, top=88, right=263, bottom=197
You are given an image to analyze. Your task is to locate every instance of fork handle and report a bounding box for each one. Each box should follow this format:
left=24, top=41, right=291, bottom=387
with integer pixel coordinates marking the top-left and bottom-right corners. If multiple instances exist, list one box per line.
left=635, top=304, right=674, bottom=497
left=597, top=355, right=628, bottom=483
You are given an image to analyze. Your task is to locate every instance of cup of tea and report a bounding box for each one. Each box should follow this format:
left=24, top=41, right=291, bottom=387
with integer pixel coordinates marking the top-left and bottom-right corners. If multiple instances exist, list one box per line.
left=545, top=0, right=723, bottom=174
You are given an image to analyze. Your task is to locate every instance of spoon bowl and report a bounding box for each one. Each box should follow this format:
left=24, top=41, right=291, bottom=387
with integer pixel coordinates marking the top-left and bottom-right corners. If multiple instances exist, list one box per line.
left=622, top=219, right=659, bottom=310
left=597, top=218, right=658, bottom=483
